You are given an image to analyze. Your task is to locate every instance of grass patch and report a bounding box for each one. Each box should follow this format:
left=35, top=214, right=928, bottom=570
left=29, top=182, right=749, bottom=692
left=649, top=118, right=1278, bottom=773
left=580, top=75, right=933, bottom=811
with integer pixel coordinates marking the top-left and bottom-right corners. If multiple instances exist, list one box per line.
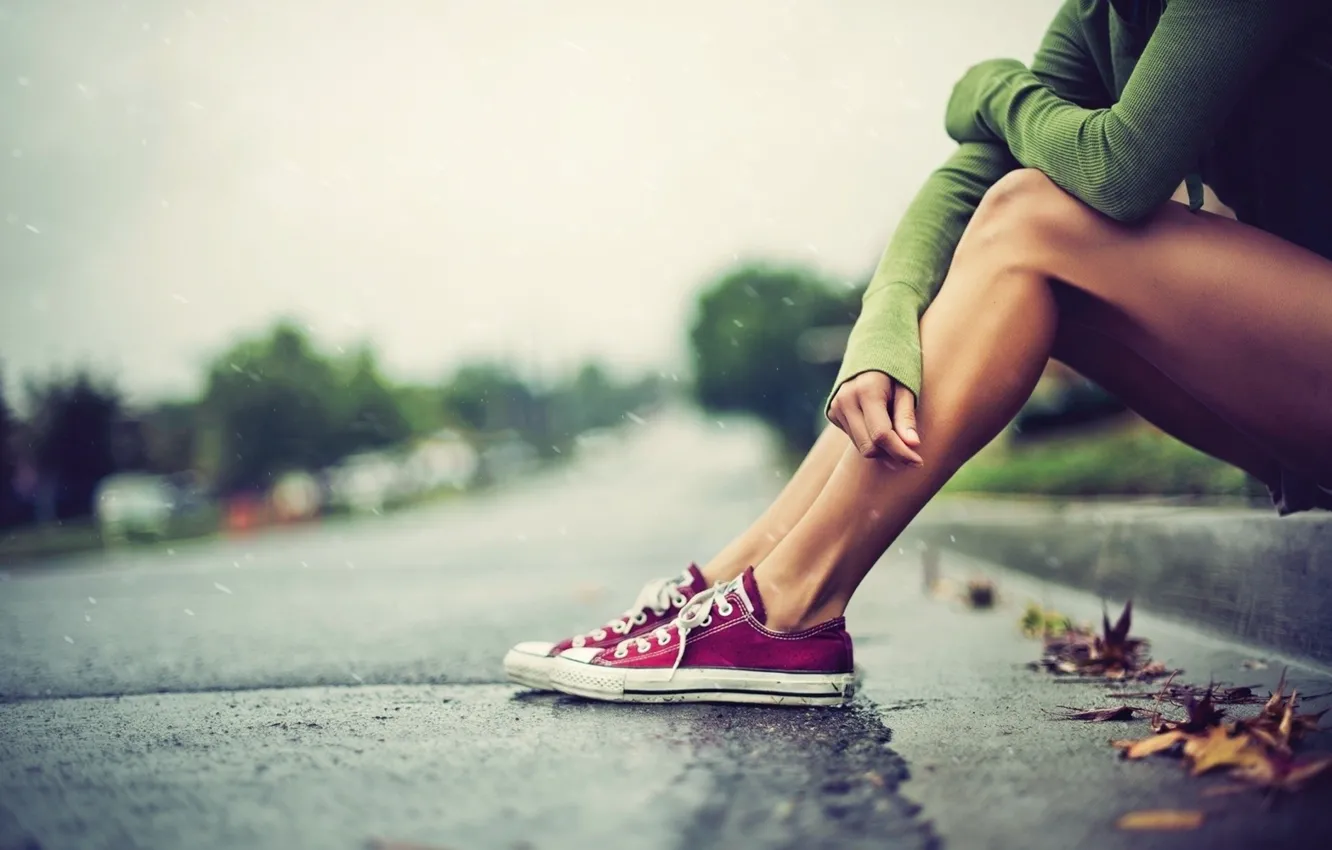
left=945, top=416, right=1258, bottom=497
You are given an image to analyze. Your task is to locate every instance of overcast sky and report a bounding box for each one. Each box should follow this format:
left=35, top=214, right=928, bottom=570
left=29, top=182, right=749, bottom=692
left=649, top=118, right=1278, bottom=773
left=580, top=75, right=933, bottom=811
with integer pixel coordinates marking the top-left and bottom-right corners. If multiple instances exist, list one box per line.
left=0, top=0, right=1059, bottom=404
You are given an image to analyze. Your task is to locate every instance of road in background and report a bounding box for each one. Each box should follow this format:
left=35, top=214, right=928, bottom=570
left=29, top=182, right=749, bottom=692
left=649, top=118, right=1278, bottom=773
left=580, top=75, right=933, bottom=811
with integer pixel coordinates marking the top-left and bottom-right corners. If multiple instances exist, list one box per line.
left=3, top=410, right=1330, bottom=849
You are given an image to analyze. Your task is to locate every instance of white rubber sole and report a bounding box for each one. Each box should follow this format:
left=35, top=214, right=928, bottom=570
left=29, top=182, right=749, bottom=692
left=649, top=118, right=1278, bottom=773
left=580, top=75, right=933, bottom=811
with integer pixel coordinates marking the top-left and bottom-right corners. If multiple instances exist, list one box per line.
left=503, top=643, right=558, bottom=690
left=551, top=657, right=856, bottom=707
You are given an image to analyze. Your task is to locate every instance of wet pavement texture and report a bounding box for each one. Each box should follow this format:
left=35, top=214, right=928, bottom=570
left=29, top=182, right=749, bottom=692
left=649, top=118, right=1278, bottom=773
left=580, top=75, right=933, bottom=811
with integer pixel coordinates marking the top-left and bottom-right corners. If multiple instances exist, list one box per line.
left=2, top=413, right=1330, bottom=849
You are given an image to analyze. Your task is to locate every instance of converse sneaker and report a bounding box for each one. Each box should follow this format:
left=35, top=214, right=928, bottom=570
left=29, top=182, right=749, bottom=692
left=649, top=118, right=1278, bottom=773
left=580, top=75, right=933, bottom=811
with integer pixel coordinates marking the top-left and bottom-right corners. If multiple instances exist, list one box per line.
left=503, top=564, right=708, bottom=690
left=550, top=567, right=855, bottom=706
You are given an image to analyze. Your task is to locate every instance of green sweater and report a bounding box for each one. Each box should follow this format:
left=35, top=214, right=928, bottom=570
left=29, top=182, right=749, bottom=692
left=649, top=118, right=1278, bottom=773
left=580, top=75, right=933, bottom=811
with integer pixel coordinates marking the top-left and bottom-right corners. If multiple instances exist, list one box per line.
left=830, top=0, right=1329, bottom=409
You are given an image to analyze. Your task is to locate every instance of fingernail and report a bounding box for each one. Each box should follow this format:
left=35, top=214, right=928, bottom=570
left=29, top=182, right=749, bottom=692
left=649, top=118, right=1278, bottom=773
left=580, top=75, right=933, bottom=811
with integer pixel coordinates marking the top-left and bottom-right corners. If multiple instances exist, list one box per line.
left=905, top=428, right=919, bottom=443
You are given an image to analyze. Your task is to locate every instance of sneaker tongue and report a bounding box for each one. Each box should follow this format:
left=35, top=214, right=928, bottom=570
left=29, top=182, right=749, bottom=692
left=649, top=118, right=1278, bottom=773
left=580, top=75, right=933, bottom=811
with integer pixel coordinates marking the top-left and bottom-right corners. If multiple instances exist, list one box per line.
left=736, top=566, right=767, bottom=624
left=680, top=563, right=708, bottom=595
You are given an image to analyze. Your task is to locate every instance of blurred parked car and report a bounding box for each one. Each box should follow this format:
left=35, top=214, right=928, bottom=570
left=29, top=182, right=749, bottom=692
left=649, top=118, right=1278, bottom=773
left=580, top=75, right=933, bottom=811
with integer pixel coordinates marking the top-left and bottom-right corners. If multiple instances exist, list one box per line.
left=93, top=473, right=176, bottom=543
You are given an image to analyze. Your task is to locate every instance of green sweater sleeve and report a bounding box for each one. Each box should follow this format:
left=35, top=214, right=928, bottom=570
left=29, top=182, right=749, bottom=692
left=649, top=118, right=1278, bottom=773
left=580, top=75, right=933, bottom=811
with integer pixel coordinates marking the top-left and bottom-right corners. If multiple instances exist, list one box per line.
left=829, top=0, right=1105, bottom=411
left=945, top=0, right=1311, bottom=222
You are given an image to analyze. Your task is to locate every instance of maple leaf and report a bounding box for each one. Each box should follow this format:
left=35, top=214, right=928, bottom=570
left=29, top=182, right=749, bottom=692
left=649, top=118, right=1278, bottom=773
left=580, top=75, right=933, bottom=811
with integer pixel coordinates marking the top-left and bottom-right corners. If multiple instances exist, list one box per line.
left=1032, top=600, right=1174, bottom=682
left=1116, top=810, right=1203, bottom=831
left=1183, top=725, right=1262, bottom=777
left=1113, top=730, right=1187, bottom=759
left=1169, top=689, right=1225, bottom=734
left=1230, top=752, right=1332, bottom=793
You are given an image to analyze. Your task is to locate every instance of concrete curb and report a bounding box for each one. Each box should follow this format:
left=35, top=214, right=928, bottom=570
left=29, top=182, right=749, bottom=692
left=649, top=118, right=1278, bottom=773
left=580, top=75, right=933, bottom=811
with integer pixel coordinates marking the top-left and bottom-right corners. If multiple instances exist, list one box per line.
left=907, top=497, right=1332, bottom=666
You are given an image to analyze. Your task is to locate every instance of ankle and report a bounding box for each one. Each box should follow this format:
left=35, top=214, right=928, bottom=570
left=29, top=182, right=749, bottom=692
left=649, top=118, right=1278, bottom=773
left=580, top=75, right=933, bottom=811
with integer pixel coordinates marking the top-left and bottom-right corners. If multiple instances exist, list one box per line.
left=755, top=570, right=846, bottom=632
left=699, top=560, right=747, bottom=585
left=700, top=539, right=773, bottom=585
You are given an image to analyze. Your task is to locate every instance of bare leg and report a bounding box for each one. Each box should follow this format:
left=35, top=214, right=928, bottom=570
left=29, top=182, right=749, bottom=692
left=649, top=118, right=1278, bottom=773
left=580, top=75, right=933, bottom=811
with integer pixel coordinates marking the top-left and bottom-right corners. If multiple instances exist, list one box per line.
left=752, top=170, right=1332, bottom=630
left=699, top=424, right=846, bottom=584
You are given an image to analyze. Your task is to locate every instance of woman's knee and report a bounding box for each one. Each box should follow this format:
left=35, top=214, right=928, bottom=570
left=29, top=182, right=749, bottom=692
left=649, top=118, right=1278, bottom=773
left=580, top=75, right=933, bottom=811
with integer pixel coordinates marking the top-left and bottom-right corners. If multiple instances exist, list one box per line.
left=964, top=168, right=1092, bottom=261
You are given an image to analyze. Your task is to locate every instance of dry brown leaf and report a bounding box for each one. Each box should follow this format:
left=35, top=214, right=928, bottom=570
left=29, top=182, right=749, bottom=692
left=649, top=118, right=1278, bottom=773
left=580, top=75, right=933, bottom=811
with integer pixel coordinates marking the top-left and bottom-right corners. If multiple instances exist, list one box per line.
left=1184, top=725, right=1262, bottom=777
left=1051, top=705, right=1145, bottom=722
left=1231, top=753, right=1332, bottom=793
left=1031, top=600, right=1173, bottom=682
left=1116, top=810, right=1204, bottom=831
left=963, top=578, right=996, bottom=609
left=1114, top=730, right=1187, bottom=759
left=1118, top=682, right=1262, bottom=707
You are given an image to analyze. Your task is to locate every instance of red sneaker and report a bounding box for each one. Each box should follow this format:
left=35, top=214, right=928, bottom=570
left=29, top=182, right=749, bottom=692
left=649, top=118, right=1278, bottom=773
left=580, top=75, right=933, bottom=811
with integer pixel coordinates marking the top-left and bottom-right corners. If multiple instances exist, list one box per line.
left=503, top=564, right=708, bottom=690
left=550, top=567, right=855, bottom=706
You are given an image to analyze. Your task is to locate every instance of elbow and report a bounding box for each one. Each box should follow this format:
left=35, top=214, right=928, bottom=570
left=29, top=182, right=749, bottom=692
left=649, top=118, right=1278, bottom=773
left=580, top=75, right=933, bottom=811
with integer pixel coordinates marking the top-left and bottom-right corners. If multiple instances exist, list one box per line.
left=1095, top=193, right=1160, bottom=224
left=1083, top=169, right=1178, bottom=224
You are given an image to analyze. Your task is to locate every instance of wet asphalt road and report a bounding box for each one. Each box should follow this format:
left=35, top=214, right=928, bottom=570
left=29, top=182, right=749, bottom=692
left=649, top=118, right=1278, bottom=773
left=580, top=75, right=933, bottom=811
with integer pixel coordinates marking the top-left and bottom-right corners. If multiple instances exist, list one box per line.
left=3, top=412, right=1331, bottom=850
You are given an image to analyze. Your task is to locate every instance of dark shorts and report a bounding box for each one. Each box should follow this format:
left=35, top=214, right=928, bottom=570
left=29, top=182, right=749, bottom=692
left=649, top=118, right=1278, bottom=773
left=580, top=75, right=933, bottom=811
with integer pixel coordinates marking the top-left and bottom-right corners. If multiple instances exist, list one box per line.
left=1269, top=467, right=1332, bottom=515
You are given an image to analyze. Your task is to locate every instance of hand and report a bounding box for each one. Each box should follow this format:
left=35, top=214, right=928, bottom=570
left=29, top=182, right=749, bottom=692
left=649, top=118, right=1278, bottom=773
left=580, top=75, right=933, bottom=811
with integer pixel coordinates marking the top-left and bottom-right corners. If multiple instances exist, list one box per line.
left=827, top=371, right=924, bottom=469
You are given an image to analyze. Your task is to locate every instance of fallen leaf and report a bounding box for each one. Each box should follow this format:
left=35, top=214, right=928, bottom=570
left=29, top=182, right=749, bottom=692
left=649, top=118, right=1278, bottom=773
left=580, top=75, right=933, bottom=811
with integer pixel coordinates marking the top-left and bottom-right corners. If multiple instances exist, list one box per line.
left=1286, top=756, right=1332, bottom=787
left=1114, top=730, right=1186, bottom=759
left=1183, top=725, right=1261, bottom=777
left=963, top=578, right=995, bottom=609
left=1230, top=753, right=1332, bottom=792
left=1116, top=809, right=1204, bottom=831
left=1032, top=600, right=1168, bottom=681
left=1051, top=705, right=1145, bottom=722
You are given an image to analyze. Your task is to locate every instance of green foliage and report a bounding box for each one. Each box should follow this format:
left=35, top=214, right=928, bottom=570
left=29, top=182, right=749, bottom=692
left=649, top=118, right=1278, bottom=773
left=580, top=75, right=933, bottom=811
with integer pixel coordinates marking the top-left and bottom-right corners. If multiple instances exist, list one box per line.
left=23, top=368, right=125, bottom=518
left=946, top=419, right=1254, bottom=496
left=337, top=344, right=412, bottom=453
left=139, top=400, right=201, bottom=475
left=441, top=363, right=540, bottom=435
left=689, top=263, right=858, bottom=452
left=199, top=321, right=416, bottom=494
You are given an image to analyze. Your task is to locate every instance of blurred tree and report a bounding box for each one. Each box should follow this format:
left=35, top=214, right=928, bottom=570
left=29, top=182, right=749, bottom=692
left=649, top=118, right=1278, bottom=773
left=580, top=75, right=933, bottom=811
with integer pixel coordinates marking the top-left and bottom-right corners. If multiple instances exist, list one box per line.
left=199, top=321, right=345, bottom=494
left=336, top=345, right=412, bottom=454
left=140, top=401, right=200, bottom=475
left=24, top=368, right=124, bottom=519
left=0, top=372, right=17, bottom=527
left=393, top=384, right=448, bottom=436
left=689, top=264, right=858, bottom=453
left=441, top=363, right=543, bottom=436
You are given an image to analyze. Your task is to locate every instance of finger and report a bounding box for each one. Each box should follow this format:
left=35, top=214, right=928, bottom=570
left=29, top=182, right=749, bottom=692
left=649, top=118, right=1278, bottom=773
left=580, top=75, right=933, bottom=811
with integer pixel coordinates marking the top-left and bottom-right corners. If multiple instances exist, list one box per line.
left=843, top=398, right=893, bottom=466
left=892, top=387, right=921, bottom=449
left=858, top=391, right=921, bottom=468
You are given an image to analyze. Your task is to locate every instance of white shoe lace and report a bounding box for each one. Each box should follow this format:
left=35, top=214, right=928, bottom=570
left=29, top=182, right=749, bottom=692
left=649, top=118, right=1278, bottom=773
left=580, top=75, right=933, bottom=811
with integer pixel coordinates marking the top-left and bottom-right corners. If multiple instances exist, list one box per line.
left=569, top=571, right=692, bottom=648
left=612, top=577, right=740, bottom=677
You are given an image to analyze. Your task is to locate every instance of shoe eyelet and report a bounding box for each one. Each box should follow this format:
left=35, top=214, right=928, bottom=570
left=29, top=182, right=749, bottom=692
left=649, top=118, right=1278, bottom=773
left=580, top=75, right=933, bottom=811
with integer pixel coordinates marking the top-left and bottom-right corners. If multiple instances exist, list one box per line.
left=657, top=634, right=670, bottom=646
left=719, top=604, right=733, bottom=617
left=614, top=649, right=627, bottom=659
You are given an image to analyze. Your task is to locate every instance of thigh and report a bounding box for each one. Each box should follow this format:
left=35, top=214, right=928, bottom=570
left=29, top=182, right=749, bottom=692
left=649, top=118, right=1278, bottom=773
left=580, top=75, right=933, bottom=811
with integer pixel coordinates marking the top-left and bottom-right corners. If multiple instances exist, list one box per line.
left=1050, top=297, right=1280, bottom=484
left=1036, top=202, right=1332, bottom=477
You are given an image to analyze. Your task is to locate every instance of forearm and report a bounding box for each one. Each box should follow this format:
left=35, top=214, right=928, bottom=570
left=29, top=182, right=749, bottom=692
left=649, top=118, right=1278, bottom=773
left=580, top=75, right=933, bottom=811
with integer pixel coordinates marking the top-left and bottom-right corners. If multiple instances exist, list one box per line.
left=946, top=0, right=1309, bottom=222
left=829, top=142, right=1015, bottom=407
